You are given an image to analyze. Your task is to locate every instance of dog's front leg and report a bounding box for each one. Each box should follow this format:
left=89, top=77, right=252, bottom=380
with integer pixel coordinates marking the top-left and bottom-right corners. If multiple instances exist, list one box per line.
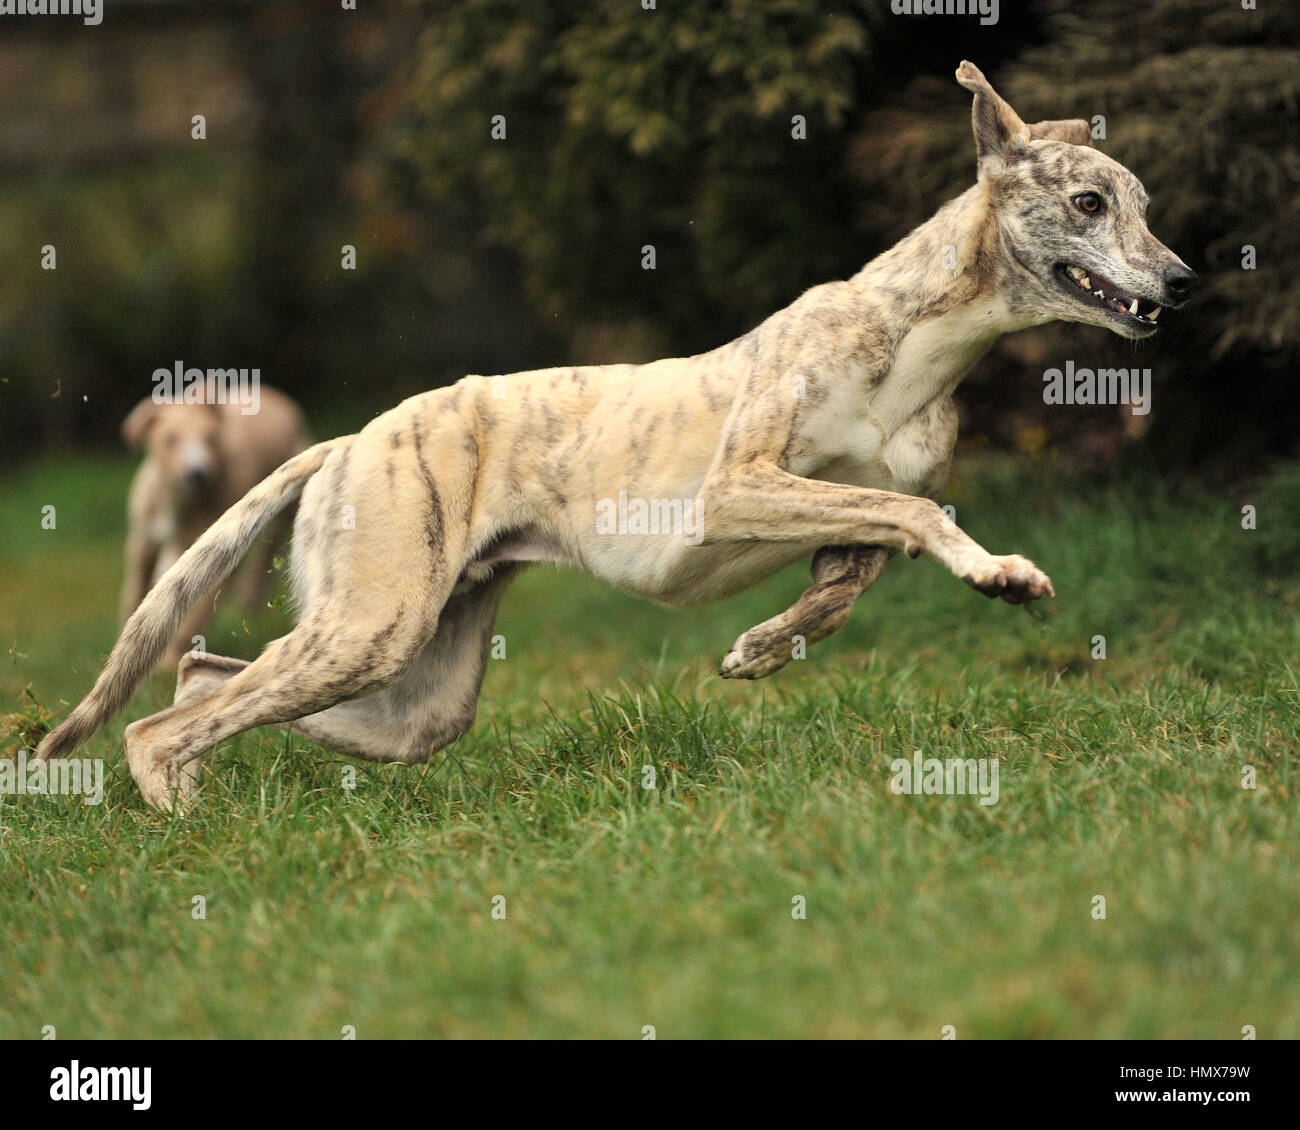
left=698, top=460, right=1054, bottom=603
left=720, top=544, right=892, bottom=679
left=119, top=532, right=158, bottom=623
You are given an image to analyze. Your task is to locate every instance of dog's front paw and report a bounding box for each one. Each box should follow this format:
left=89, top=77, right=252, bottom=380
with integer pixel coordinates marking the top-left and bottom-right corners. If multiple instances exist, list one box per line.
left=719, top=631, right=794, bottom=680
left=962, top=554, right=1055, bottom=605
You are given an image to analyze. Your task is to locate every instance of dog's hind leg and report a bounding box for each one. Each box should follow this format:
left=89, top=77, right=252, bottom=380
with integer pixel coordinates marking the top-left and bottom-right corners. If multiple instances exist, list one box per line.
left=124, top=596, right=442, bottom=810
left=167, top=570, right=515, bottom=768
left=285, top=568, right=516, bottom=763
left=122, top=419, right=478, bottom=809
left=172, top=652, right=252, bottom=705
left=719, top=545, right=892, bottom=680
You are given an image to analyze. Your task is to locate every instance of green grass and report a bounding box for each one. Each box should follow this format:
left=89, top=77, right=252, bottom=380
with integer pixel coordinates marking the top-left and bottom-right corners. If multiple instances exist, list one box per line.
left=1, top=452, right=1298, bottom=1038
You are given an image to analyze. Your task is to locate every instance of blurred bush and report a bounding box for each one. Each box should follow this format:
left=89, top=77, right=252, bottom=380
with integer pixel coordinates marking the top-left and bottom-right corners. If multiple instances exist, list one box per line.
left=0, top=3, right=560, bottom=461
left=393, top=1, right=1038, bottom=357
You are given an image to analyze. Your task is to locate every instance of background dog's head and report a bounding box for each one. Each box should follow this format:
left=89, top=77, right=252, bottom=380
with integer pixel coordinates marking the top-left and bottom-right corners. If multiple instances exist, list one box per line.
left=956, top=61, right=1198, bottom=341
left=122, top=400, right=223, bottom=496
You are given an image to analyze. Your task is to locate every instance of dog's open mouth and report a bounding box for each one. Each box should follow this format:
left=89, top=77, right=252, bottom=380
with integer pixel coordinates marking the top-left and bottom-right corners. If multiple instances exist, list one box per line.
left=1054, top=263, right=1162, bottom=327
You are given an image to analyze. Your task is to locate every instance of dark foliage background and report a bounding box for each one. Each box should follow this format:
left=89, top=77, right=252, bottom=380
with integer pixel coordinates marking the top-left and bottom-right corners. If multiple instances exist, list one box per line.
left=1, top=0, right=1295, bottom=475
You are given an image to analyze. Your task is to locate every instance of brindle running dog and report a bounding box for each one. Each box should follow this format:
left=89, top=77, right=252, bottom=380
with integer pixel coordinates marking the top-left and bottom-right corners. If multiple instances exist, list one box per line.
left=37, top=62, right=1198, bottom=810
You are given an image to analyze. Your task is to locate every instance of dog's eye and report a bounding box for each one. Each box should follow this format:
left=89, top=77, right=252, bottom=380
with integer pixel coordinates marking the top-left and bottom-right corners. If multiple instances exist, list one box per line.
left=1074, top=192, right=1103, bottom=214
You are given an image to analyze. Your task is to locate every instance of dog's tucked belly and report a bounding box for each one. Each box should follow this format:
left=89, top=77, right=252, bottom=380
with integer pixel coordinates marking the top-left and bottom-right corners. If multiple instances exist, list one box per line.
left=590, top=537, right=820, bottom=606
left=461, top=526, right=815, bottom=607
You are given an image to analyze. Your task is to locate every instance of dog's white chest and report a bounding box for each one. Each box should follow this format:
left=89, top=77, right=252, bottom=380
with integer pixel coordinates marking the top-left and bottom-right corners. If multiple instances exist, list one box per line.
left=806, top=399, right=958, bottom=497
left=798, top=300, right=1007, bottom=495
left=147, top=509, right=178, bottom=545
left=876, top=299, right=1006, bottom=428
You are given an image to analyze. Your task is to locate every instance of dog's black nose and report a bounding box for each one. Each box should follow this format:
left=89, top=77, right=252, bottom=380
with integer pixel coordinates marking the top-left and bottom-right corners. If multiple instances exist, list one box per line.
left=1163, top=263, right=1199, bottom=301
left=185, top=468, right=212, bottom=487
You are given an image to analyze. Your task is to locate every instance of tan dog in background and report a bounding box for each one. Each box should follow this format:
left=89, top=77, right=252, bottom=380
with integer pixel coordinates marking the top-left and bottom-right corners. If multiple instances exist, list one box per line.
left=120, top=387, right=310, bottom=664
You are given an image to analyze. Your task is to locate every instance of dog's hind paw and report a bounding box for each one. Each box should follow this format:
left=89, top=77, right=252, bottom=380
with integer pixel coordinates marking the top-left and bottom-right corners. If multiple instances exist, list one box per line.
left=962, top=553, right=1055, bottom=605
left=124, top=721, right=202, bottom=814
left=718, top=632, right=795, bottom=680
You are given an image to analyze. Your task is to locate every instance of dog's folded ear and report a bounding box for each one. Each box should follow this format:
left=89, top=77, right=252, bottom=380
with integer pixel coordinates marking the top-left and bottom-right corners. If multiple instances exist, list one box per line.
left=955, top=60, right=1030, bottom=172
left=1028, top=118, right=1094, bottom=147
left=121, top=397, right=158, bottom=450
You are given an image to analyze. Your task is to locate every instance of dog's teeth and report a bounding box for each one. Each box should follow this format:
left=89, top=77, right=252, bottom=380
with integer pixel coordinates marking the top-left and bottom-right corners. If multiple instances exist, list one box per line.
left=1149, top=307, right=1161, bottom=321
left=1080, top=276, right=1091, bottom=288
left=1093, top=290, right=1103, bottom=298
left=1068, top=266, right=1085, bottom=280
left=1128, top=298, right=1139, bottom=315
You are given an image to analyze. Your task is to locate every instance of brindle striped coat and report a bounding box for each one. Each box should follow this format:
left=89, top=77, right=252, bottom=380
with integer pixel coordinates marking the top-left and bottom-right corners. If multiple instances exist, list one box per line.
left=37, top=62, right=1197, bottom=810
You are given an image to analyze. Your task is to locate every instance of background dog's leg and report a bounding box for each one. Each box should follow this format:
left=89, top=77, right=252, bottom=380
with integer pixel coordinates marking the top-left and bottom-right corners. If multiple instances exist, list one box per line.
left=719, top=545, right=891, bottom=680
left=237, top=515, right=290, bottom=611
left=119, top=532, right=158, bottom=623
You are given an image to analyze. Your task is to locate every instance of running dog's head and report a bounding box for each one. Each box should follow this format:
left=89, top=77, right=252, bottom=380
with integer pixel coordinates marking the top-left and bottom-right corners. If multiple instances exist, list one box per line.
left=122, top=399, right=223, bottom=495
left=956, top=61, right=1197, bottom=341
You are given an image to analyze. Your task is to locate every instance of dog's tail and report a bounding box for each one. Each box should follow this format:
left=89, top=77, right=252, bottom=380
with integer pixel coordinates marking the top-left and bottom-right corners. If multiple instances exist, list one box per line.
left=34, top=435, right=355, bottom=762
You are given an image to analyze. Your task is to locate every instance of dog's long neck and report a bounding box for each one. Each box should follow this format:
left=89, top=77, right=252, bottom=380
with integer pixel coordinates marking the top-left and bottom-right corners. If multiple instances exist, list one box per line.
left=841, top=182, right=1034, bottom=431
left=851, top=181, right=1022, bottom=342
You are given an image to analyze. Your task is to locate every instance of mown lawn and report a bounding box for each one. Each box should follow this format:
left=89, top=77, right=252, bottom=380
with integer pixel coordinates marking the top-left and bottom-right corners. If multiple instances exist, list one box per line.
left=1, top=452, right=1297, bottom=1038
